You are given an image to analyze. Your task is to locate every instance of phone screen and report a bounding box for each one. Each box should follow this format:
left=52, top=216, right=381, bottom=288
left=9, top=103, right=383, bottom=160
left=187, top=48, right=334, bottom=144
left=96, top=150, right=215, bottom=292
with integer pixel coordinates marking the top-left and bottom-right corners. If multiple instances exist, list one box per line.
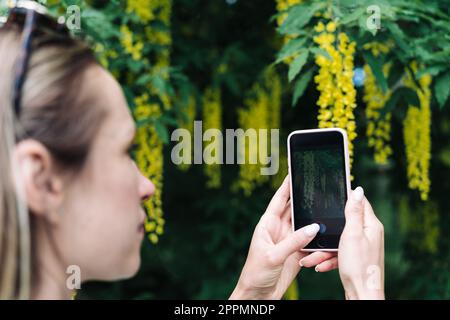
left=289, top=130, right=348, bottom=249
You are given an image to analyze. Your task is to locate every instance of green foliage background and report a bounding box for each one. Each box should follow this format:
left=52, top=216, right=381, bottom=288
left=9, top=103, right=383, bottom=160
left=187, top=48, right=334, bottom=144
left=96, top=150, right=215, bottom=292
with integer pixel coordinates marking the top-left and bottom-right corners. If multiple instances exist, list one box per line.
left=25, top=0, right=450, bottom=299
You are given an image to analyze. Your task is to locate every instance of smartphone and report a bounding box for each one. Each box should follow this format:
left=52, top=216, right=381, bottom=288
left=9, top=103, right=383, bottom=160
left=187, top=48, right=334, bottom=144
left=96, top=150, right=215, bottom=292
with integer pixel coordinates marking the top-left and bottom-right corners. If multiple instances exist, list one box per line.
left=287, top=128, right=351, bottom=252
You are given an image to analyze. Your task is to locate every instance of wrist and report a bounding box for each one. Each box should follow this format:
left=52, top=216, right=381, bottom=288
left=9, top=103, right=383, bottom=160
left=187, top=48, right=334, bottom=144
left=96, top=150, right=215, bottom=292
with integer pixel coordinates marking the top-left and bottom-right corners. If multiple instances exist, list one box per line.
left=344, top=282, right=385, bottom=300
left=230, top=280, right=273, bottom=300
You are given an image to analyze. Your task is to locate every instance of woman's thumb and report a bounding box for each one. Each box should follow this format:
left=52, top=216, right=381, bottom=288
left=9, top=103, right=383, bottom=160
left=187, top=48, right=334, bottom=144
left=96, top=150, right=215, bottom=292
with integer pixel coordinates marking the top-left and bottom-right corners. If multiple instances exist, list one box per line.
left=268, top=224, right=320, bottom=265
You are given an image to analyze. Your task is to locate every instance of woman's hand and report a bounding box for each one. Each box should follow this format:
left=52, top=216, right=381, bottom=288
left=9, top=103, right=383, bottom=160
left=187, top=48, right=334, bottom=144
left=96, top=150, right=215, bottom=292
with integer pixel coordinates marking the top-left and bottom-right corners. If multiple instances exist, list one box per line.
left=338, top=187, right=385, bottom=300
left=230, top=176, right=337, bottom=300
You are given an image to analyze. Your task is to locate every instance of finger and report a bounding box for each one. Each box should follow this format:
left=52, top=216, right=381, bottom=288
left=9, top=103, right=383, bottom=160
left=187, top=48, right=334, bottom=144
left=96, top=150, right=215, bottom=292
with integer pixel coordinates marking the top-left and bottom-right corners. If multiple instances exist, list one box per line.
left=281, top=200, right=292, bottom=224
left=268, top=223, right=319, bottom=266
left=362, top=198, right=385, bottom=243
left=315, top=257, right=338, bottom=272
left=343, top=186, right=365, bottom=236
left=299, top=251, right=337, bottom=268
left=363, top=197, right=381, bottom=228
left=280, top=207, right=293, bottom=236
left=265, top=175, right=290, bottom=217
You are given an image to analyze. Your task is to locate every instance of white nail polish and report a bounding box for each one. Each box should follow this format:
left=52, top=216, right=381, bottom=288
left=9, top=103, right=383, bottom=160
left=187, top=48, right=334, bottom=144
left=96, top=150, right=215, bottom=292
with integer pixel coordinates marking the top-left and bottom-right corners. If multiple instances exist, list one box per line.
left=315, top=266, right=319, bottom=272
left=304, top=223, right=320, bottom=237
left=352, top=186, right=364, bottom=202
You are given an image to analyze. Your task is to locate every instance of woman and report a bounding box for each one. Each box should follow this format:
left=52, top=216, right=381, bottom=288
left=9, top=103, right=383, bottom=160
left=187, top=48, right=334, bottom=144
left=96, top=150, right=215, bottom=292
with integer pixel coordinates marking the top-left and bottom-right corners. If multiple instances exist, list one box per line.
left=0, top=2, right=384, bottom=300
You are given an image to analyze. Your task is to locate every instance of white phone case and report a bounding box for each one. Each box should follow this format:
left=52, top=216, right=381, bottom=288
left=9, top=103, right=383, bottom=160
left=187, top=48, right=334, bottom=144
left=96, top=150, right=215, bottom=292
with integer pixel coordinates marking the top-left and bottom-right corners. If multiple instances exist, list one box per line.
left=287, top=128, right=351, bottom=252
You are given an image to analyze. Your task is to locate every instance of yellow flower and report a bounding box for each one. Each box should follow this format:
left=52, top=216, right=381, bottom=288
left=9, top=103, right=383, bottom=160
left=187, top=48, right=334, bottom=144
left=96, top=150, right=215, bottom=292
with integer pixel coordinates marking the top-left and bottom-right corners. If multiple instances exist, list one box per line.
left=363, top=63, right=393, bottom=165
left=134, top=93, right=165, bottom=244
left=315, top=21, right=325, bottom=33
left=313, top=21, right=358, bottom=170
left=126, top=0, right=172, bottom=24
left=120, top=25, right=143, bottom=61
left=326, top=21, right=336, bottom=32
left=403, top=63, right=432, bottom=201
left=362, top=41, right=393, bottom=57
left=127, top=0, right=155, bottom=22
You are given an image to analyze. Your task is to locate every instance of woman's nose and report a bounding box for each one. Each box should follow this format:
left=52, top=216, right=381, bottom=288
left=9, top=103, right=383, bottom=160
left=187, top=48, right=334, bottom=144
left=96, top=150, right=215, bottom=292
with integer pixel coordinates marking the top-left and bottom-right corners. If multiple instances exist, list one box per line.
left=140, top=174, right=155, bottom=202
left=135, top=164, right=155, bottom=202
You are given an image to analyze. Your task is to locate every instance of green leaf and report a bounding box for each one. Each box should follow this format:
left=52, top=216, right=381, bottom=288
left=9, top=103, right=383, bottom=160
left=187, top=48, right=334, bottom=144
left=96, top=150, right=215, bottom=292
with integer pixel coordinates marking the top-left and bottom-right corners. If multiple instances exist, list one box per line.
left=381, top=91, right=401, bottom=118
left=309, top=47, right=331, bottom=60
left=364, top=52, right=388, bottom=93
left=387, top=62, right=405, bottom=88
left=380, top=87, right=420, bottom=118
left=292, top=68, right=314, bottom=107
left=275, top=37, right=307, bottom=64
left=279, top=2, right=325, bottom=35
left=151, top=75, right=168, bottom=94
left=136, top=74, right=153, bottom=86
left=160, top=115, right=180, bottom=127
left=128, top=59, right=144, bottom=73
left=288, top=50, right=309, bottom=82
left=434, top=72, right=450, bottom=109
left=339, top=7, right=365, bottom=25
left=402, top=87, right=420, bottom=106
left=416, top=65, right=446, bottom=79
left=154, top=121, right=169, bottom=144
left=386, top=22, right=411, bottom=55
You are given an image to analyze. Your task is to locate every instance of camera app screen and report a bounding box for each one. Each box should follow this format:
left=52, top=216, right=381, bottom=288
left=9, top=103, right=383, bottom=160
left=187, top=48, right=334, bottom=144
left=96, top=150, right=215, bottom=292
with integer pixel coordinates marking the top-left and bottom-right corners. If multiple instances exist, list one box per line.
left=292, top=144, right=346, bottom=234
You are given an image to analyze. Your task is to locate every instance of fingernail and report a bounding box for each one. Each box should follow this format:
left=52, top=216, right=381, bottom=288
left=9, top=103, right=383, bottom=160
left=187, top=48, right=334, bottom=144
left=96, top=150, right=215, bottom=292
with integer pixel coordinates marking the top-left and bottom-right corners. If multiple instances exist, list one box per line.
left=304, top=223, right=320, bottom=237
left=315, top=266, right=320, bottom=272
left=352, top=186, right=364, bottom=202
left=299, top=259, right=304, bottom=267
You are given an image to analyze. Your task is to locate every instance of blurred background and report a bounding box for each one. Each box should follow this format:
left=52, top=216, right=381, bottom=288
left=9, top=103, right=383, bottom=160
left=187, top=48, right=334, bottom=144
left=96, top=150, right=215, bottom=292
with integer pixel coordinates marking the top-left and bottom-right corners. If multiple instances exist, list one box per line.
left=25, top=0, right=449, bottom=299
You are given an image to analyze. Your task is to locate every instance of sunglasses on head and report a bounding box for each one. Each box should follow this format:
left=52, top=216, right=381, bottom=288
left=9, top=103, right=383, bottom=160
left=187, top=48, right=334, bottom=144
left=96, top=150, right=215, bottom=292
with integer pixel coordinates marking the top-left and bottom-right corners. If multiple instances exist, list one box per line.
left=1, top=0, right=69, bottom=116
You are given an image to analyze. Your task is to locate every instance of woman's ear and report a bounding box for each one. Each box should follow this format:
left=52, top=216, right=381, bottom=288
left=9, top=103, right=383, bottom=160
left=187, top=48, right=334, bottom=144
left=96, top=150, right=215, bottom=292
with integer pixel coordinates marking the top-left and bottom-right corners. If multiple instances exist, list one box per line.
left=13, top=139, right=65, bottom=224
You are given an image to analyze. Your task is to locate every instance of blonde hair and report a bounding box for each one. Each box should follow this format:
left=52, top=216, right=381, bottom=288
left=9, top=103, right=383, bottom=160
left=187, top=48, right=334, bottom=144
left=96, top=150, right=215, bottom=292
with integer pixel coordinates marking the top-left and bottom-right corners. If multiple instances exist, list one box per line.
left=0, top=24, right=103, bottom=299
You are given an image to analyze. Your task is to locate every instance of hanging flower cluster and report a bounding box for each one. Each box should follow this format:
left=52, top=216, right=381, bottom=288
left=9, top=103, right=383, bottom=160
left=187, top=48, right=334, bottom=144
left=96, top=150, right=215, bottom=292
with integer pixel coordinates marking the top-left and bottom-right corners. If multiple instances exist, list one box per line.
left=363, top=63, right=393, bottom=165
left=403, top=63, right=432, bottom=201
left=123, top=0, right=173, bottom=244
left=235, top=67, right=282, bottom=196
left=203, top=87, right=222, bottom=188
left=313, top=21, right=357, bottom=169
left=134, top=94, right=165, bottom=244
